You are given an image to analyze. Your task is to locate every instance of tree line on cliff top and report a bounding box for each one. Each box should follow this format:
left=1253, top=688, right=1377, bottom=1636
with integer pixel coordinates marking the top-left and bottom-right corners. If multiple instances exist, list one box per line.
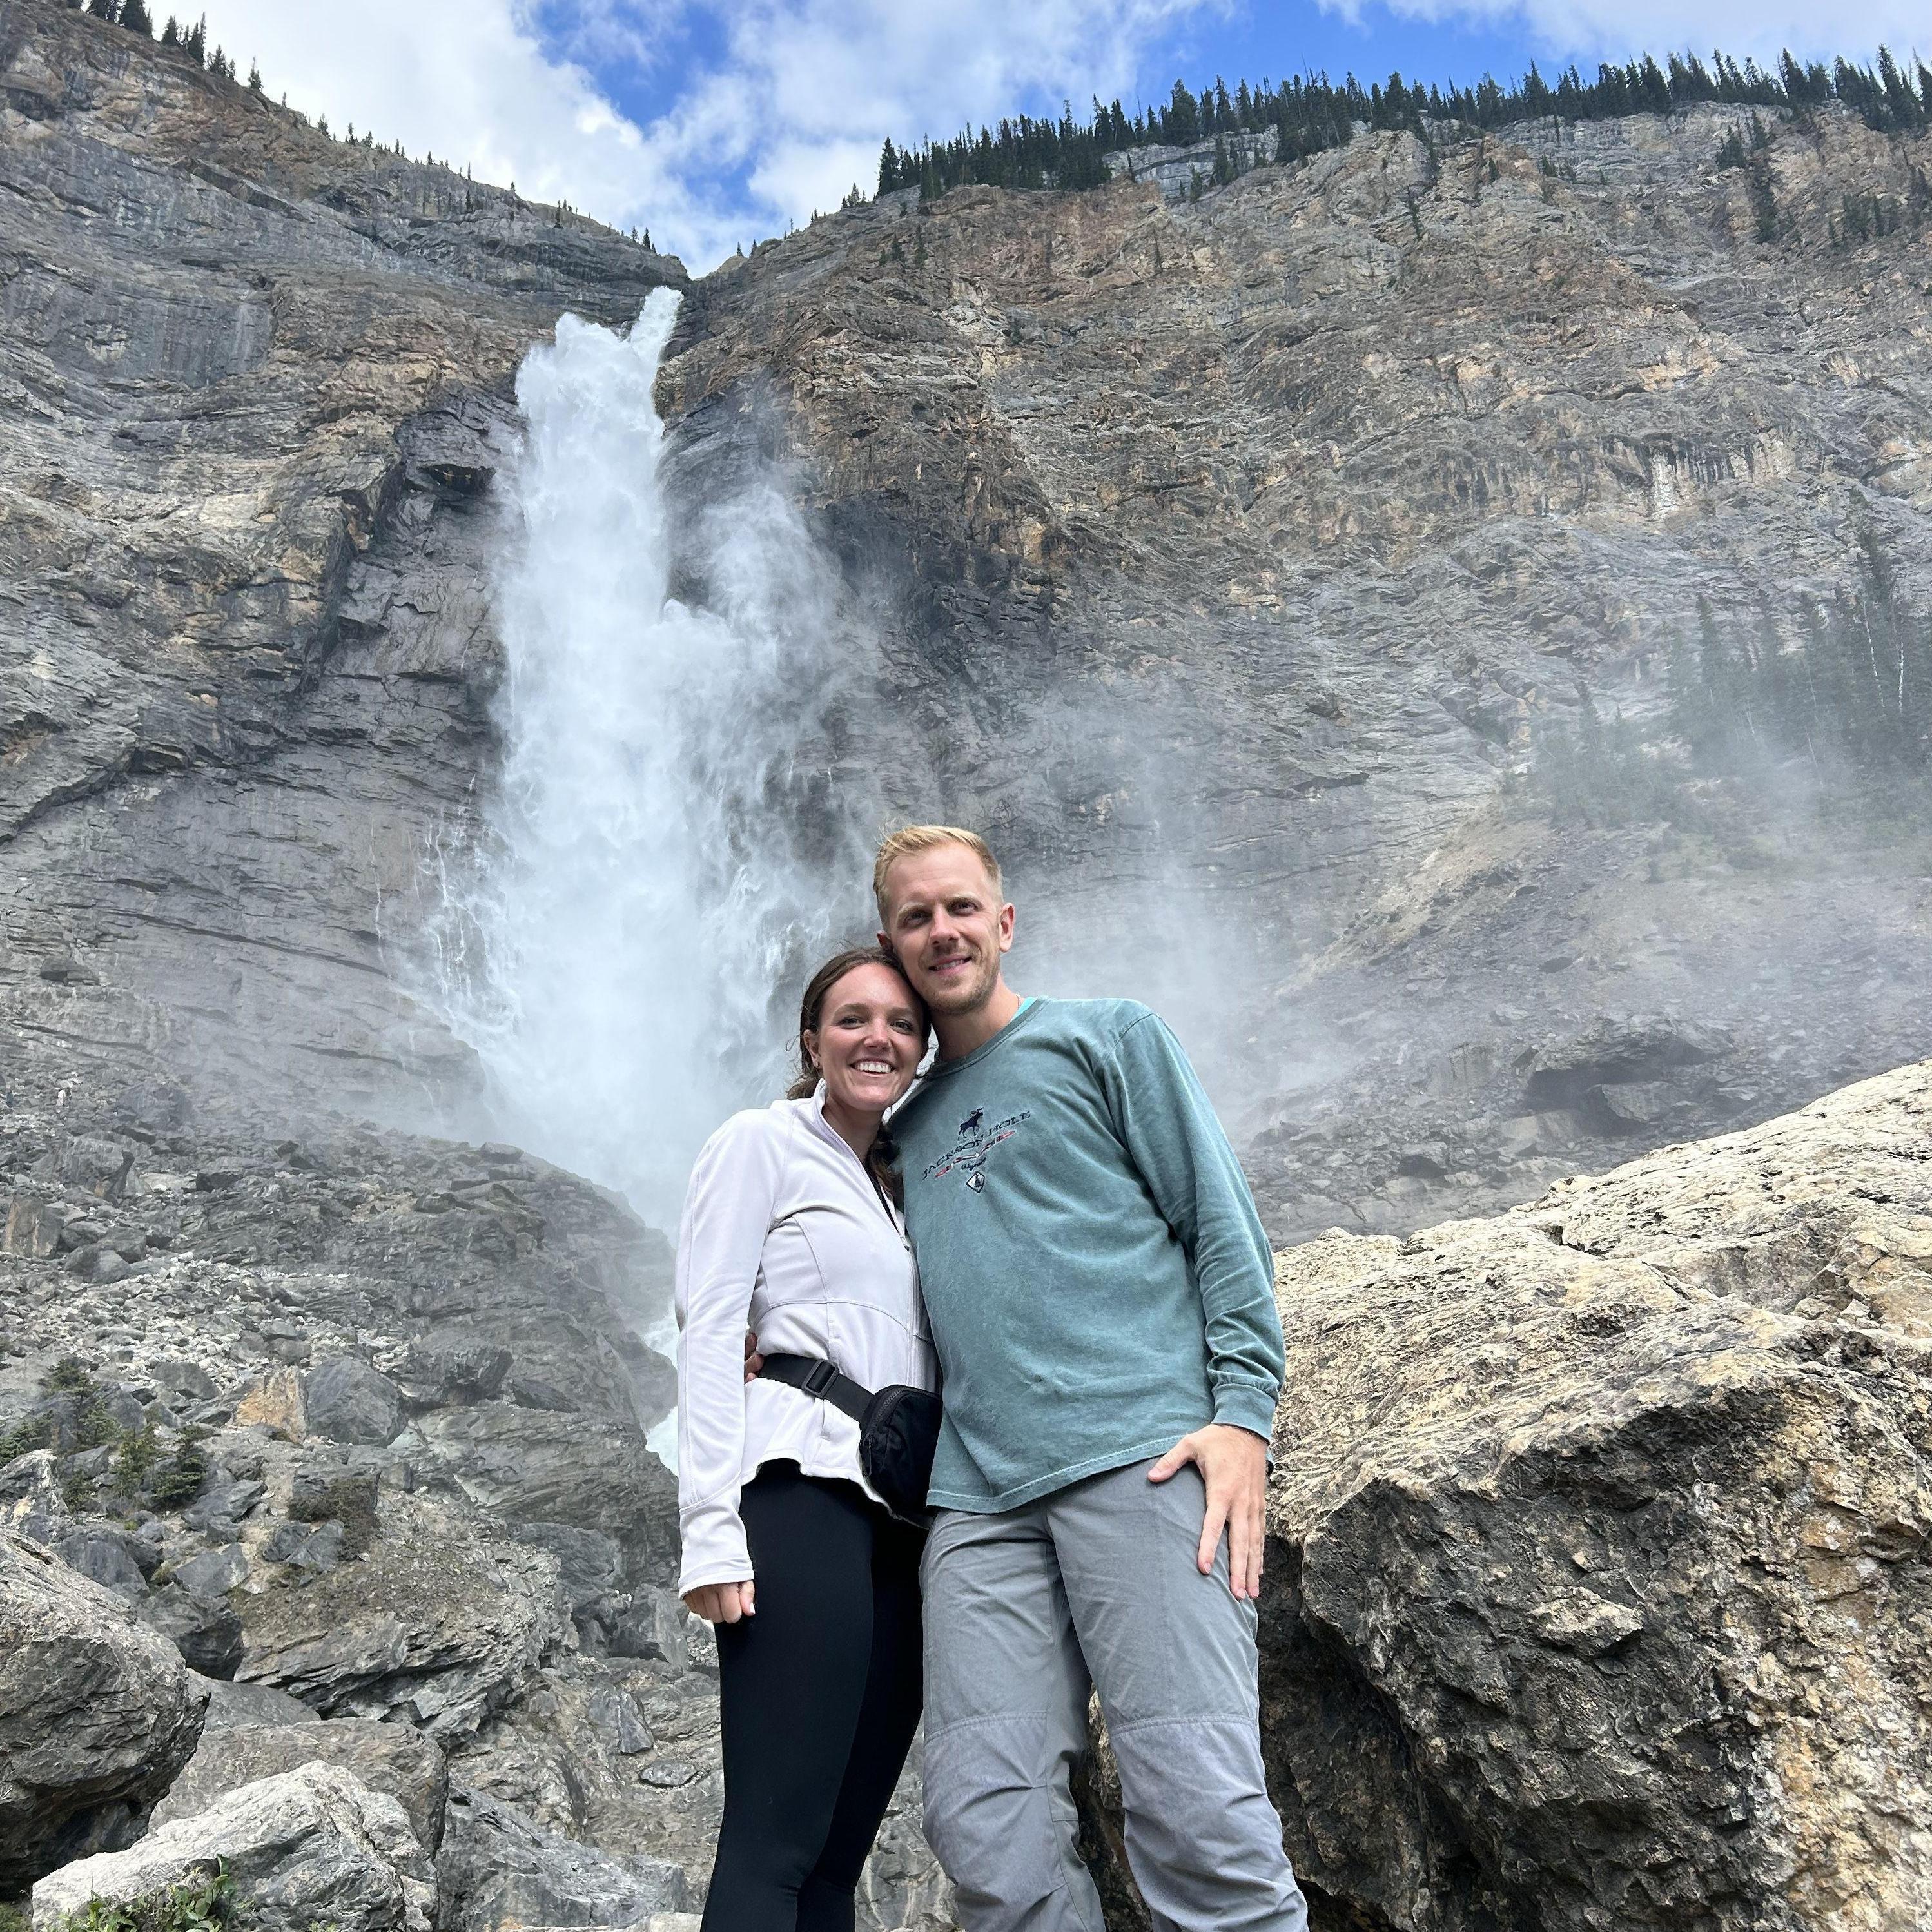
left=879, top=48, right=1932, bottom=198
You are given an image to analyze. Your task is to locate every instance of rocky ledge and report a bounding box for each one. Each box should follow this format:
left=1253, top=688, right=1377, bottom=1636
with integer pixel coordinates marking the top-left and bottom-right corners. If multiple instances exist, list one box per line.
left=6, top=1058, right=1927, bottom=1931
left=0, top=1099, right=949, bottom=1931
left=1249, top=1054, right=1932, bottom=1932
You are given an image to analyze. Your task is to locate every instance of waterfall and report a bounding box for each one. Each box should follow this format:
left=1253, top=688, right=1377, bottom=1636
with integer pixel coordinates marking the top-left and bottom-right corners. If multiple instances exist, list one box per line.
left=423, top=287, right=870, bottom=1232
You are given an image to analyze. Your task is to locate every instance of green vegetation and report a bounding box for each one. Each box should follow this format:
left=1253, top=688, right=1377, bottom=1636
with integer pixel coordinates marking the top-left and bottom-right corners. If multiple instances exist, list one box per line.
left=148, top=1426, right=211, bottom=1510
left=881, top=48, right=1932, bottom=199
left=113, top=1421, right=161, bottom=1494
left=47, top=1866, right=233, bottom=1932
left=2, top=1898, right=30, bottom=1932
left=1530, top=535, right=1932, bottom=837
left=45, top=1356, right=94, bottom=1396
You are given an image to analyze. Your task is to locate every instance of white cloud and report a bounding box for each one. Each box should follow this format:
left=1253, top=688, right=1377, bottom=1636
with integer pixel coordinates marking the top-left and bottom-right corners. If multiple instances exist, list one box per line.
left=1361, top=0, right=1927, bottom=63
left=200, top=0, right=1207, bottom=273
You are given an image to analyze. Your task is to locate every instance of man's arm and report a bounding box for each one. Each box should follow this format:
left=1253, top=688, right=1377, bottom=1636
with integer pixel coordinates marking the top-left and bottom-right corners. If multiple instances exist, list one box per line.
left=1103, top=1010, right=1285, bottom=1600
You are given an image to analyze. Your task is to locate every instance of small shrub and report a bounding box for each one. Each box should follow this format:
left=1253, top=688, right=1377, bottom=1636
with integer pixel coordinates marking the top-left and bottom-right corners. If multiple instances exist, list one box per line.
left=50, top=1862, right=233, bottom=1932
left=148, top=1427, right=210, bottom=1510
left=44, top=1357, right=94, bottom=1396
left=0, top=1413, right=49, bottom=1463
left=73, top=1396, right=119, bottom=1453
left=113, top=1421, right=160, bottom=1494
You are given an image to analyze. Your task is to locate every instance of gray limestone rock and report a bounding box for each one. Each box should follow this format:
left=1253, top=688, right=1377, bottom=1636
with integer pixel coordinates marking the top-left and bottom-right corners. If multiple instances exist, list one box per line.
left=393, top=1345, right=512, bottom=1410
left=0, top=1530, right=208, bottom=1893
left=434, top=1786, right=686, bottom=1932
left=1245, top=1059, right=1932, bottom=1932
left=234, top=1494, right=569, bottom=1739
left=134, top=1585, right=247, bottom=1681
left=409, top=1406, right=679, bottom=1587
left=153, top=1719, right=449, bottom=1857
left=32, top=1762, right=436, bottom=1932
left=306, top=1358, right=406, bottom=1447
left=170, top=1543, right=248, bottom=1597
left=192, top=1675, right=319, bottom=1734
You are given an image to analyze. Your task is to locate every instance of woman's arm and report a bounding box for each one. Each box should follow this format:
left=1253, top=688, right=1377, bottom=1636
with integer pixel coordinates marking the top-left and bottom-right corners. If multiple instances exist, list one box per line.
left=675, top=1111, right=784, bottom=1613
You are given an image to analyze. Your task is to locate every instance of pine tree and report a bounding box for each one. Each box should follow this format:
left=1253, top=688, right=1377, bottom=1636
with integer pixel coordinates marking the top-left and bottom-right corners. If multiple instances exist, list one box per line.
left=878, top=137, right=899, bottom=195
left=121, top=0, right=154, bottom=34
left=86, top=0, right=116, bottom=20
left=246, top=58, right=261, bottom=90
left=1166, top=80, right=1200, bottom=146
left=183, top=12, right=204, bottom=63
left=161, top=14, right=177, bottom=44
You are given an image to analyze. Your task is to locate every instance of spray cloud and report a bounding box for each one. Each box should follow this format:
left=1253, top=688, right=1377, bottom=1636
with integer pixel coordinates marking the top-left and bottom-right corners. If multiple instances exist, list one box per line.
left=424, top=289, right=871, bottom=1222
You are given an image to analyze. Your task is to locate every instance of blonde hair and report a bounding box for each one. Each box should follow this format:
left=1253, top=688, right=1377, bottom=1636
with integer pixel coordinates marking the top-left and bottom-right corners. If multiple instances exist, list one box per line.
left=872, top=825, right=1004, bottom=922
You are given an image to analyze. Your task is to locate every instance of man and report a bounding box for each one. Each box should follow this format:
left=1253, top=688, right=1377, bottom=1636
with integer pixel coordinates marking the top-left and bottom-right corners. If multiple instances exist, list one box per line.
left=874, top=824, right=1307, bottom=1932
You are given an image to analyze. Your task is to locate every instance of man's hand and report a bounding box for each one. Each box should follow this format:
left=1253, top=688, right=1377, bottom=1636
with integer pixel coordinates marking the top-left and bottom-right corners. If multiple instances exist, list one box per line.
left=1147, top=1422, right=1269, bottom=1601
left=744, top=1330, right=763, bottom=1381
left=684, top=1579, right=756, bottom=1624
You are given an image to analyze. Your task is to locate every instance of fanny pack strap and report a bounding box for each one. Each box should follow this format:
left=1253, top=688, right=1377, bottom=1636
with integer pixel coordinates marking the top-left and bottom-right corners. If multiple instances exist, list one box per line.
left=757, top=1352, right=875, bottom=1427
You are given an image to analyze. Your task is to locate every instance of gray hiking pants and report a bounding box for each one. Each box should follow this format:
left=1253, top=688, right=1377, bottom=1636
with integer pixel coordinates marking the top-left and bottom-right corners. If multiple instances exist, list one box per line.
left=921, top=1458, right=1309, bottom=1932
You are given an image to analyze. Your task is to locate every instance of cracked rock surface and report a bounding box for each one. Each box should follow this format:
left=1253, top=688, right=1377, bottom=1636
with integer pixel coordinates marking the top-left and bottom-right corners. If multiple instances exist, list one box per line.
left=1247, top=1057, right=1932, bottom=1932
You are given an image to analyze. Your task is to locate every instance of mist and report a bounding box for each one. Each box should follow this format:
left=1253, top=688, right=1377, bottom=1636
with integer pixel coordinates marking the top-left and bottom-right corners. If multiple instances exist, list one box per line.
left=420, top=289, right=876, bottom=1225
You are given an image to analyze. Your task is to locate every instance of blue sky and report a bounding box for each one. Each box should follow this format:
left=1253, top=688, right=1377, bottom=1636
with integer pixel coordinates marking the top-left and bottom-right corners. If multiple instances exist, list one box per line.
left=210, top=1, right=1924, bottom=271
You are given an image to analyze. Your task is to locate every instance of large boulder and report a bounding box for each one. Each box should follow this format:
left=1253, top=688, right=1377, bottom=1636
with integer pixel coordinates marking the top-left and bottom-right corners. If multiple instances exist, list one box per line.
left=434, top=1786, right=686, bottom=1932
left=408, top=1405, right=679, bottom=1585
left=0, top=1530, right=208, bottom=1893
left=153, top=1719, right=449, bottom=1857
left=31, top=1762, right=435, bottom=1932
left=191, top=1675, right=318, bottom=1733
left=234, top=1494, right=569, bottom=1739
left=1256, top=1059, right=1932, bottom=1932
left=307, top=1358, right=406, bottom=1448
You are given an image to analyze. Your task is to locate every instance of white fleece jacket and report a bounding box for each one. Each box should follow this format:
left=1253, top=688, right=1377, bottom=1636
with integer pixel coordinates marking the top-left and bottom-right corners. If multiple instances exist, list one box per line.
left=674, top=1088, right=935, bottom=1595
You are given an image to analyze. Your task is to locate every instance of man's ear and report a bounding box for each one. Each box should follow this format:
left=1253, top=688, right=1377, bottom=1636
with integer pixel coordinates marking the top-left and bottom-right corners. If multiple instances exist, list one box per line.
left=997, top=902, right=1015, bottom=952
left=875, top=929, right=892, bottom=953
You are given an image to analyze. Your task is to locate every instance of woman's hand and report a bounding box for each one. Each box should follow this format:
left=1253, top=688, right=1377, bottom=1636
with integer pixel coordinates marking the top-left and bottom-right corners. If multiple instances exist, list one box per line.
left=684, top=1579, right=756, bottom=1624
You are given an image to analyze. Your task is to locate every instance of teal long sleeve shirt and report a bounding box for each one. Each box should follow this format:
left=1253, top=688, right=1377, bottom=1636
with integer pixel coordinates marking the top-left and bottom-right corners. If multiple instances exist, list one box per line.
left=890, top=997, right=1285, bottom=1513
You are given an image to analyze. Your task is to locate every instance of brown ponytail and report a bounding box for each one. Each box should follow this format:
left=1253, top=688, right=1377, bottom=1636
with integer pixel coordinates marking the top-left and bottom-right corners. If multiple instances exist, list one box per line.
left=787, top=945, right=928, bottom=1204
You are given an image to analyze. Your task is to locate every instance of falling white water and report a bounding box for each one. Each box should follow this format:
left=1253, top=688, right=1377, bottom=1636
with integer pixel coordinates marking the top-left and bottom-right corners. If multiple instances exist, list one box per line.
left=422, top=288, right=872, bottom=1238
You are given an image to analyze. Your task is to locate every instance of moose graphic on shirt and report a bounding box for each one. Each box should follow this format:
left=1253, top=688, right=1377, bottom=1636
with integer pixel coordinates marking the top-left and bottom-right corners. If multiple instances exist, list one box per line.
left=921, top=1107, right=1033, bottom=1190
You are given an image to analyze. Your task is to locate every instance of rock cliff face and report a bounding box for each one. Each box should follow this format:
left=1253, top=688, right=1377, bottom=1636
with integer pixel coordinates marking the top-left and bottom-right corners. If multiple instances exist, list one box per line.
left=4, top=5, right=1932, bottom=1928
left=659, top=97, right=1932, bottom=1229
left=0, top=0, right=681, bottom=1133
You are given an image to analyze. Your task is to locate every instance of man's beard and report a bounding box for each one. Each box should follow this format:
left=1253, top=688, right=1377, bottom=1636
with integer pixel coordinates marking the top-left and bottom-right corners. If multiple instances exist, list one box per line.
left=921, top=950, right=999, bottom=1015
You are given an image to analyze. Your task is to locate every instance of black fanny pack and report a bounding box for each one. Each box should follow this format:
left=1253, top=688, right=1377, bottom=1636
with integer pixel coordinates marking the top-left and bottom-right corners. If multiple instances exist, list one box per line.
left=757, top=1354, right=941, bottom=1525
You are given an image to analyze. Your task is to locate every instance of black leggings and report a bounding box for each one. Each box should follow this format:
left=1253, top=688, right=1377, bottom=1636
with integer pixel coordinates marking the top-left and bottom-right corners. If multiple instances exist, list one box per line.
left=701, top=1462, right=925, bottom=1932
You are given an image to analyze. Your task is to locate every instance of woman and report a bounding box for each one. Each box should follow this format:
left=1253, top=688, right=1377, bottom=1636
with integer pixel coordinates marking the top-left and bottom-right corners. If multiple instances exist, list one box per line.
left=675, top=945, right=936, bottom=1932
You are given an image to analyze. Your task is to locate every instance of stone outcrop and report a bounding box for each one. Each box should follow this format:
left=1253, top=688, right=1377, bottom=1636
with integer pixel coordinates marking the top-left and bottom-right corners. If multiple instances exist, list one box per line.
left=0, top=0, right=684, bottom=1137
left=433, top=1785, right=687, bottom=1932
left=32, top=1762, right=436, bottom=1932
left=1248, top=1057, right=1932, bottom=1931
left=153, top=1718, right=449, bottom=1857
left=0, top=1529, right=207, bottom=1893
